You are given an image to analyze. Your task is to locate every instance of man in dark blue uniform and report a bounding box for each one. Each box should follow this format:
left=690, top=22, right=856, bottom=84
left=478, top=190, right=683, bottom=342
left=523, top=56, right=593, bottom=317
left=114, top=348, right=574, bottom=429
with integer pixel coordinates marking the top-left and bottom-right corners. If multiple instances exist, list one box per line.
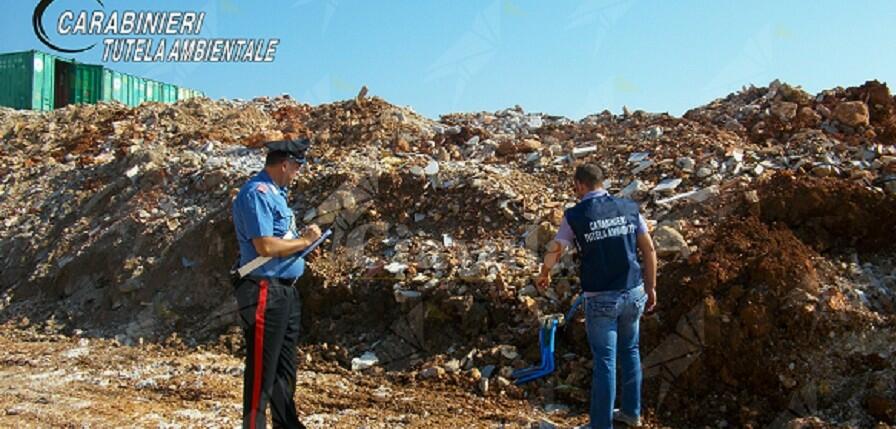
left=232, top=138, right=321, bottom=429
left=537, top=163, right=657, bottom=429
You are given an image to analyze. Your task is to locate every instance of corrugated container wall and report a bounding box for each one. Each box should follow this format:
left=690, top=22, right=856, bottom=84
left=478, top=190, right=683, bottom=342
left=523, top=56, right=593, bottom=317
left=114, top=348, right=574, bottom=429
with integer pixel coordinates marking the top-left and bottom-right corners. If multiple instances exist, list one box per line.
left=162, top=83, right=177, bottom=103
left=125, top=75, right=139, bottom=106
left=145, top=80, right=160, bottom=102
left=0, top=51, right=55, bottom=111
left=69, top=63, right=103, bottom=105
left=102, top=69, right=126, bottom=103
left=0, top=50, right=203, bottom=110
left=110, top=74, right=123, bottom=106
left=136, top=77, right=147, bottom=106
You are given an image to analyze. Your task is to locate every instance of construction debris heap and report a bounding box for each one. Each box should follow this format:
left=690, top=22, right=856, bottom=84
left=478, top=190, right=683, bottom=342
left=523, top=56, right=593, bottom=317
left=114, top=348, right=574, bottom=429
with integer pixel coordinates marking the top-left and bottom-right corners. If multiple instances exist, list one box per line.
left=0, top=80, right=895, bottom=428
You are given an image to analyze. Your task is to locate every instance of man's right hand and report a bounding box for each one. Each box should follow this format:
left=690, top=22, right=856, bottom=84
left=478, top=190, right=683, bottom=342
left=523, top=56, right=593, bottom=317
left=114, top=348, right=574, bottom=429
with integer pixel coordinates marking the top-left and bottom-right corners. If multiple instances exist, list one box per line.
left=535, top=270, right=551, bottom=290
left=302, top=224, right=322, bottom=243
left=645, top=287, right=657, bottom=314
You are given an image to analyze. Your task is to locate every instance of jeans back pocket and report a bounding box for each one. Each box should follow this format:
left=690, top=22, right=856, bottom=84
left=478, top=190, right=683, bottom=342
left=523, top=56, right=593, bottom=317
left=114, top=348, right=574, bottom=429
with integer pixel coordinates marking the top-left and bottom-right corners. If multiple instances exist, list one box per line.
left=586, top=294, right=621, bottom=319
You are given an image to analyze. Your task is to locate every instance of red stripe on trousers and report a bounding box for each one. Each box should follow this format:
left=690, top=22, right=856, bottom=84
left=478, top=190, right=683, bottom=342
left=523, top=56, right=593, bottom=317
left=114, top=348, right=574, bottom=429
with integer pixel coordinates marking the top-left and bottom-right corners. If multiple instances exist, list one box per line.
left=249, top=279, right=269, bottom=429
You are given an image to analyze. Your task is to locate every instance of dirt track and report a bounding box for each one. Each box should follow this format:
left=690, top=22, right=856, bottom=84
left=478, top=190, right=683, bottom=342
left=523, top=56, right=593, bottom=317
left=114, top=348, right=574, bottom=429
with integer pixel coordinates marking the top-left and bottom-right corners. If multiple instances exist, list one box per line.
left=0, top=324, right=617, bottom=428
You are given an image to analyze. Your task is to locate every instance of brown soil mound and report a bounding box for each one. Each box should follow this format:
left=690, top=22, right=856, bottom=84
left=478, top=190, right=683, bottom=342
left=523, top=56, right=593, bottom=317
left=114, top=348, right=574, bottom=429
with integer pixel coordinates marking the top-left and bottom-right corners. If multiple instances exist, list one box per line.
left=637, top=172, right=892, bottom=427
left=760, top=172, right=896, bottom=252
left=644, top=216, right=822, bottom=425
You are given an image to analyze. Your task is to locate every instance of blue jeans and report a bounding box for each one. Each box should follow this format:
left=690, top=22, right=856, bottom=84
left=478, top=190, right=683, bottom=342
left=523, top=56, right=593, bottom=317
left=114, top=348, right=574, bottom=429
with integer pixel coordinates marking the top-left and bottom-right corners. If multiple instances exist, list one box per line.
left=584, top=285, right=647, bottom=429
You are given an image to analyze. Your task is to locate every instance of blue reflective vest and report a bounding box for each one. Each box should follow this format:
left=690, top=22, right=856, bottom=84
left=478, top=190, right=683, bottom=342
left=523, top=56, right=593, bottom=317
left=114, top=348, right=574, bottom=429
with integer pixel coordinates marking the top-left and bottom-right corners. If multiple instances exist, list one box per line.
left=564, top=195, right=642, bottom=292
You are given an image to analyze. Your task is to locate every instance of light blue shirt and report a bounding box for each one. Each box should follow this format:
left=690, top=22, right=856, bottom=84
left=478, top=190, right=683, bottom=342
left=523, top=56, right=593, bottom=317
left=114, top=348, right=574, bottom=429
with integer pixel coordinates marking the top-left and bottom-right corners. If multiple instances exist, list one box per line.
left=232, top=170, right=305, bottom=278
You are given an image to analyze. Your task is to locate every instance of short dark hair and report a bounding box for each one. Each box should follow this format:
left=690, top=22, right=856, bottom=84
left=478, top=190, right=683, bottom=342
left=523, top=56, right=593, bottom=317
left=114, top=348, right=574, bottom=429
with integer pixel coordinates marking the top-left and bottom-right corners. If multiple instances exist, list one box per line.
left=574, top=163, right=604, bottom=188
left=265, top=150, right=290, bottom=166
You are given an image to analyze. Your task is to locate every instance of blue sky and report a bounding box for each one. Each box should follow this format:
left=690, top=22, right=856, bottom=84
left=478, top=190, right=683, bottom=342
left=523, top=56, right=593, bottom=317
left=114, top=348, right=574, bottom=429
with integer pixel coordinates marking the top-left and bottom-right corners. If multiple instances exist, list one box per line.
left=2, top=0, right=895, bottom=119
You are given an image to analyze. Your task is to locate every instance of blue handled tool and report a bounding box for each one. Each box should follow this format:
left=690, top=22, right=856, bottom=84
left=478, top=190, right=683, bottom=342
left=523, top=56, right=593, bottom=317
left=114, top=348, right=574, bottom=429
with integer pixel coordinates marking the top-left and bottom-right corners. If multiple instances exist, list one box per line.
left=511, top=294, right=584, bottom=385
left=299, top=228, right=332, bottom=258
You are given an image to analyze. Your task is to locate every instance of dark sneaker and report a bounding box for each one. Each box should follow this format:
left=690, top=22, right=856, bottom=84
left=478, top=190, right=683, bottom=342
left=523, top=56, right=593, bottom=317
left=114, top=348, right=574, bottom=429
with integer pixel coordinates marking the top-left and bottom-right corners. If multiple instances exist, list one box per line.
left=613, top=409, right=642, bottom=427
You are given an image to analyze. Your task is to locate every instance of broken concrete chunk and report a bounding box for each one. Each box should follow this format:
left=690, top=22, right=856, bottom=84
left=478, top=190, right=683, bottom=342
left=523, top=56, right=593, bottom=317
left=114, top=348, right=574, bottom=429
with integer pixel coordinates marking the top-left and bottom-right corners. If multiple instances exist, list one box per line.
left=628, top=152, right=650, bottom=163
left=643, top=125, right=663, bottom=139
left=619, top=180, right=648, bottom=199
left=424, top=160, right=440, bottom=176
left=384, top=262, right=408, bottom=274
left=394, top=289, right=422, bottom=303
left=419, top=366, right=445, bottom=379
left=631, top=160, right=653, bottom=175
left=651, top=178, right=682, bottom=194
left=675, top=157, right=695, bottom=172
left=351, top=351, right=379, bottom=371
left=653, top=226, right=690, bottom=258
left=571, top=145, right=597, bottom=157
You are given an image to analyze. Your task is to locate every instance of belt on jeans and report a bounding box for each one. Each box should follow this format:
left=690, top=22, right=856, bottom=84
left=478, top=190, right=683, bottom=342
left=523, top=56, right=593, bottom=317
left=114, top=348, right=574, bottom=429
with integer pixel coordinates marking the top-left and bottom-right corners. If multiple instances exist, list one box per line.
left=583, top=283, right=645, bottom=296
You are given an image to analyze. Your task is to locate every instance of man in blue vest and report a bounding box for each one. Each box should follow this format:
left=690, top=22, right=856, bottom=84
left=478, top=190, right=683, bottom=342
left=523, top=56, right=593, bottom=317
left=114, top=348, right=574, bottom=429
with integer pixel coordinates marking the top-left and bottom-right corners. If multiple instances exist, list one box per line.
left=232, top=138, right=322, bottom=429
left=536, top=163, right=657, bottom=429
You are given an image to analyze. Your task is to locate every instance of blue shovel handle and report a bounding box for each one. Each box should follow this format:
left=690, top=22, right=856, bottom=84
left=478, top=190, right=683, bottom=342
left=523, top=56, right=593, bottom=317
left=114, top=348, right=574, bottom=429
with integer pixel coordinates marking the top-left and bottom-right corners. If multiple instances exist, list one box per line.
left=299, top=228, right=332, bottom=258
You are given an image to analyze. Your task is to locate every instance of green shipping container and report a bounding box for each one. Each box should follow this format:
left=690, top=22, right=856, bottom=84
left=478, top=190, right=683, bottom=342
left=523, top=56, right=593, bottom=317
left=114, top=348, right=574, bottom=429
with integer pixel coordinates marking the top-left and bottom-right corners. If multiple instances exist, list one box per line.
left=68, top=63, right=103, bottom=105
left=162, top=83, right=177, bottom=103
left=102, top=68, right=124, bottom=103
left=177, top=87, right=204, bottom=101
left=123, top=74, right=136, bottom=106
left=135, top=77, right=146, bottom=106
left=156, top=80, right=164, bottom=102
left=122, top=74, right=138, bottom=106
left=101, top=69, right=112, bottom=101
left=123, top=74, right=138, bottom=107
left=1, top=50, right=204, bottom=110
left=142, top=79, right=152, bottom=102
left=0, top=50, right=56, bottom=111
left=111, top=71, right=130, bottom=106
left=145, top=80, right=160, bottom=102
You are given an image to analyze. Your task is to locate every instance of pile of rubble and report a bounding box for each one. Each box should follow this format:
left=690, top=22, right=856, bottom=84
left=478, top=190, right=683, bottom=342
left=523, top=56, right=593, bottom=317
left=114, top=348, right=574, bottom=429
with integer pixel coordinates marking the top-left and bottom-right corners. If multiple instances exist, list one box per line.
left=639, top=173, right=895, bottom=427
left=1, top=80, right=895, bottom=427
